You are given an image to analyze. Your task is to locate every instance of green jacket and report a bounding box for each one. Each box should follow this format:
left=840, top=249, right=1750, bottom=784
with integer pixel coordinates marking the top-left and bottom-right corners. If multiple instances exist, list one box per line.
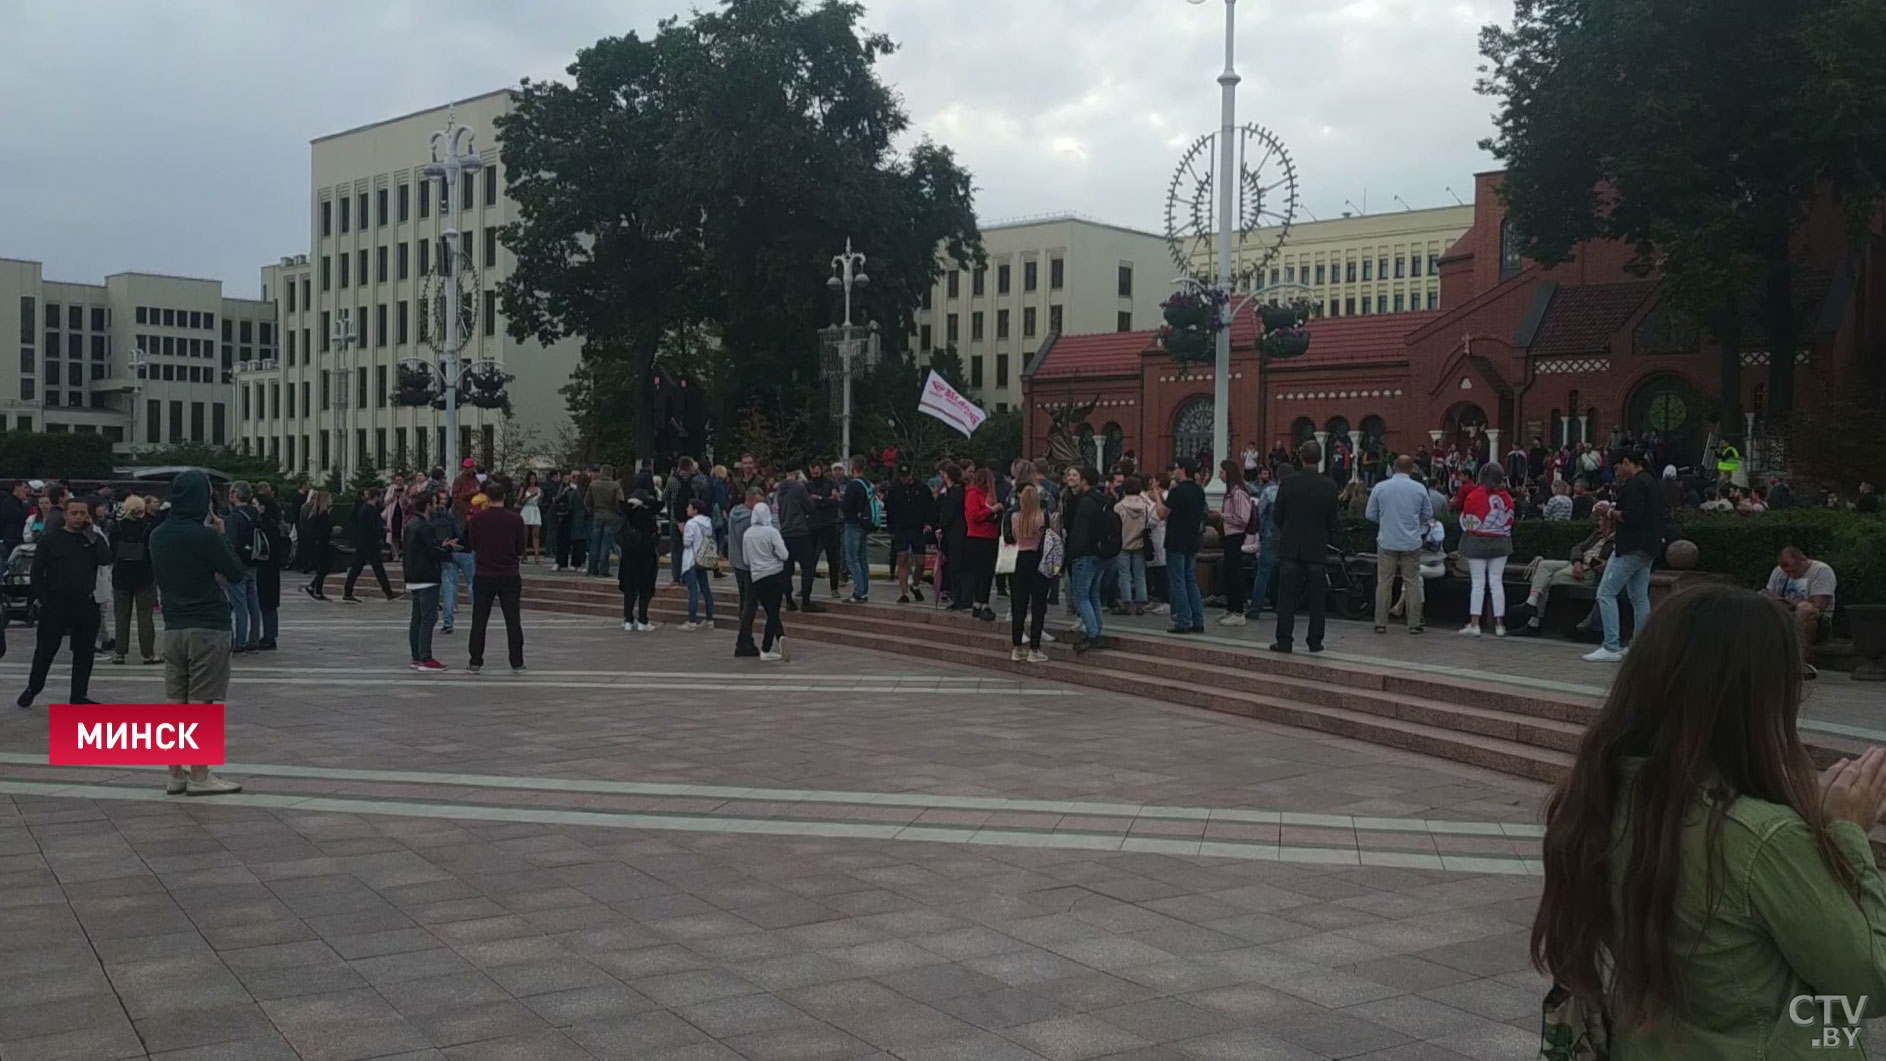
left=149, top=470, right=249, bottom=631
left=1609, top=760, right=1886, bottom=1058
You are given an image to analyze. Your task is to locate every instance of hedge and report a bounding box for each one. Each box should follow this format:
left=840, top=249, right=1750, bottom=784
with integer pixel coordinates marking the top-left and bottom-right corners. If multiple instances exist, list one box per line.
left=0, top=431, right=116, bottom=479
left=1331, top=509, right=1884, bottom=632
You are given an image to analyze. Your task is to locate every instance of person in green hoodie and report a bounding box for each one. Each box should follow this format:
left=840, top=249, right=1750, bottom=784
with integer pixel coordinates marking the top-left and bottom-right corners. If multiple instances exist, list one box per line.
left=148, top=469, right=247, bottom=796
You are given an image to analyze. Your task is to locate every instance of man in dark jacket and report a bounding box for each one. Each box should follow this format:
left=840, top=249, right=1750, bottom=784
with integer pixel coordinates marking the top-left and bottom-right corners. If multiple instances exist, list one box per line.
left=1586, top=450, right=1663, bottom=662
left=0, top=480, right=29, bottom=556
left=1270, top=439, right=1341, bottom=654
left=148, top=469, right=248, bottom=795
left=804, top=461, right=844, bottom=602
left=1062, top=464, right=1110, bottom=652
left=342, top=487, right=400, bottom=602
left=466, top=480, right=528, bottom=673
left=840, top=456, right=875, bottom=603
left=401, top=490, right=457, bottom=670
left=17, top=495, right=113, bottom=708
left=772, top=470, right=818, bottom=613
left=222, top=481, right=263, bottom=653
left=885, top=465, right=934, bottom=604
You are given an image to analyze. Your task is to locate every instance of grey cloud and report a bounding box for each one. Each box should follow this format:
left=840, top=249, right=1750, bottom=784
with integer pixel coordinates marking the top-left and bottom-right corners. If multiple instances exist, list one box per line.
left=0, top=0, right=1504, bottom=291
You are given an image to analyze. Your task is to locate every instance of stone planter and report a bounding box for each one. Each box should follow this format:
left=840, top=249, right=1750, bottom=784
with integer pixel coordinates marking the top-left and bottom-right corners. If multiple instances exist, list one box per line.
left=1849, top=604, right=1886, bottom=682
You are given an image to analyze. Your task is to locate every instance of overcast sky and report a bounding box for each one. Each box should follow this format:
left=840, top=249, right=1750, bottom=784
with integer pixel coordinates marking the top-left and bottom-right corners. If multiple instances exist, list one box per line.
left=0, top=0, right=1507, bottom=298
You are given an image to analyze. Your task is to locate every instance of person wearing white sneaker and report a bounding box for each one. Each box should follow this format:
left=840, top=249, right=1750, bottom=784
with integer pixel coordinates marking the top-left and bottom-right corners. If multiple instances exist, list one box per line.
left=1589, top=450, right=1663, bottom=662
left=148, top=471, right=245, bottom=797
left=1455, top=464, right=1515, bottom=639
left=1006, top=484, right=1051, bottom=661
left=741, top=503, right=792, bottom=661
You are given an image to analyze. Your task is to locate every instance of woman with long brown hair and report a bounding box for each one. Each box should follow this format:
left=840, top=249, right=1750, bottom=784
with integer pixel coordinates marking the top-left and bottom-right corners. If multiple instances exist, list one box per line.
left=1533, top=583, right=1886, bottom=1057
left=1006, top=484, right=1049, bottom=662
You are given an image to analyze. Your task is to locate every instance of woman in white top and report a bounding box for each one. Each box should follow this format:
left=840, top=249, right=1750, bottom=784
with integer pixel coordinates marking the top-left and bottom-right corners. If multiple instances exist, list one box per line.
left=680, top=497, right=716, bottom=630
left=741, top=502, right=792, bottom=661
left=519, top=472, right=544, bottom=563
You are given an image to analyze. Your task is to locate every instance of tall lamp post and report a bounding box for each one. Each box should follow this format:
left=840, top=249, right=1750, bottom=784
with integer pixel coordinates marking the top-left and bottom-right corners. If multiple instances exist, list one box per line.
left=827, top=239, right=869, bottom=459
left=423, top=107, right=483, bottom=475
left=126, top=346, right=148, bottom=453
left=1188, top=0, right=1239, bottom=495
left=331, top=309, right=357, bottom=482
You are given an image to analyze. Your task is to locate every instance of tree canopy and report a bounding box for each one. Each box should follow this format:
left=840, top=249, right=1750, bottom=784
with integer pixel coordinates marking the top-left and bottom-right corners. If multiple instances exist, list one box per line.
left=1478, top=0, right=1886, bottom=426
left=496, top=0, right=983, bottom=465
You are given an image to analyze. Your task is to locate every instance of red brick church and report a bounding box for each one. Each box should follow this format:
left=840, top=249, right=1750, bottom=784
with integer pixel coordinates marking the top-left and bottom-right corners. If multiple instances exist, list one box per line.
left=1022, top=171, right=1885, bottom=473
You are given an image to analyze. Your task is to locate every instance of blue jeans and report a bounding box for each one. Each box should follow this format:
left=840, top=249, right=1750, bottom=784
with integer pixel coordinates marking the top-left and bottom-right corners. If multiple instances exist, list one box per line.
left=1168, top=551, right=1203, bottom=629
left=1245, top=532, right=1280, bottom=618
left=441, top=553, right=475, bottom=630
left=1070, top=556, right=1105, bottom=640
left=588, top=524, right=615, bottom=576
left=686, top=566, right=714, bottom=622
left=1114, top=551, right=1147, bottom=604
left=226, top=576, right=261, bottom=647
left=1597, top=550, right=1654, bottom=652
left=844, top=523, right=871, bottom=600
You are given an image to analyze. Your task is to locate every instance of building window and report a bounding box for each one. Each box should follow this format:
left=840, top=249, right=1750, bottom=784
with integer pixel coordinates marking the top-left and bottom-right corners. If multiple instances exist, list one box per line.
left=971, top=312, right=984, bottom=342
left=1049, top=305, right=1063, bottom=333
left=1393, top=293, right=1405, bottom=312
left=1394, top=257, right=1406, bottom=279
left=319, top=433, right=328, bottom=469
left=168, top=400, right=183, bottom=444
left=357, top=249, right=368, bottom=286
left=921, top=286, right=932, bottom=311
left=286, top=282, right=296, bottom=315
left=973, top=268, right=985, bottom=297
left=321, top=199, right=333, bottom=237
left=1117, top=311, right=1132, bottom=332
left=1345, top=297, right=1356, bottom=316
left=997, top=263, right=1011, bottom=295
left=1427, top=290, right=1439, bottom=310
left=397, top=301, right=409, bottom=344
left=458, top=172, right=472, bottom=210
left=484, top=165, right=498, bottom=207
left=1024, top=261, right=1038, bottom=292
left=375, top=187, right=387, bottom=227
left=1117, top=264, right=1133, bottom=298
left=398, top=242, right=410, bottom=280
left=375, top=304, right=387, bottom=348
left=134, top=305, right=146, bottom=325
left=1410, top=255, right=1423, bottom=278
left=91, top=334, right=105, bottom=360
left=1050, top=258, right=1064, bottom=290
left=971, top=356, right=984, bottom=389
left=46, top=360, right=60, bottom=385
left=1023, top=307, right=1037, bottom=338
left=1315, top=264, right=1326, bottom=285
left=376, top=365, right=388, bottom=408
left=90, top=307, right=105, bottom=331
left=397, top=183, right=409, bottom=223
left=946, top=313, right=958, bottom=343
left=1428, top=253, right=1440, bottom=274
left=338, top=254, right=349, bottom=289
left=1378, top=257, right=1389, bottom=280
left=484, top=228, right=497, bottom=269
left=418, top=179, right=430, bottom=219
left=1499, top=218, right=1524, bottom=281
left=996, top=354, right=1010, bottom=388
left=418, top=239, right=430, bottom=276
left=286, top=330, right=296, bottom=363
left=338, top=195, right=350, bottom=233
left=319, top=311, right=331, bottom=352
left=47, top=332, right=61, bottom=356
left=155, top=307, right=170, bottom=327
left=946, top=270, right=960, bottom=299
left=282, top=382, right=291, bottom=417
left=300, top=276, right=309, bottom=309
left=376, top=245, right=388, bottom=284
left=356, top=193, right=367, bottom=230
left=484, top=290, right=497, bottom=337
left=190, top=402, right=205, bottom=442
left=919, top=324, right=932, bottom=352
left=996, top=309, right=1009, bottom=340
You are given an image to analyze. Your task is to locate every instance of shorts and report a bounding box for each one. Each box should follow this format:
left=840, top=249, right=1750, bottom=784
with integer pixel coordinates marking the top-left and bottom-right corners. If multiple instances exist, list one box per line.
left=161, top=628, right=233, bottom=703
left=890, top=530, right=928, bottom=557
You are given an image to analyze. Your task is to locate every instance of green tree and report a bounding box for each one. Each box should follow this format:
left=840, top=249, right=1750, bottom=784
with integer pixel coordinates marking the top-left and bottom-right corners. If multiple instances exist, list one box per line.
left=924, top=344, right=971, bottom=396
left=496, top=0, right=982, bottom=462
left=1478, top=0, right=1886, bottom=429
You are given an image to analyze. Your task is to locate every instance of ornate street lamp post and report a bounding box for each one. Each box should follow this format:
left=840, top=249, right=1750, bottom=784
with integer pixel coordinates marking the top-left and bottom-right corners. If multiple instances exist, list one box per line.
left=422, top=107, right=483, bottom=474
left=330, top=309, right=357, bottom=481
left=826, top=239, right=870, bottom=459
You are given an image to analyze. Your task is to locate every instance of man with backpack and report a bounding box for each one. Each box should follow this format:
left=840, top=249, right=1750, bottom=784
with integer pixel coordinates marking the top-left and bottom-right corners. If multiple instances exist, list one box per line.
left=841, top=456, right=880, bottom=603
left=222, top=481, right=264, bottom=654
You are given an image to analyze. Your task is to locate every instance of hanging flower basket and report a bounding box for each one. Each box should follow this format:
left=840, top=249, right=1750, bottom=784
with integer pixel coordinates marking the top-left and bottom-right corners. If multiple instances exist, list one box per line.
left=1159, top=325, right=1215, bottom=363
left=1260, top=303, right=1309, bottom=333
left=459, top=360, right=514, bottom=411
left=1163, top=301, right=1213, bottom=330
left=1262, top=329, right=1311, bottom=359
left=393, top=361, right=441, bottom=407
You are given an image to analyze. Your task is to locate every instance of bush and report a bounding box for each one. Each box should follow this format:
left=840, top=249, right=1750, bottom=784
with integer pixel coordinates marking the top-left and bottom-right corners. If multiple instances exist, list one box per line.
left=0, top=431, right=116, bottom=479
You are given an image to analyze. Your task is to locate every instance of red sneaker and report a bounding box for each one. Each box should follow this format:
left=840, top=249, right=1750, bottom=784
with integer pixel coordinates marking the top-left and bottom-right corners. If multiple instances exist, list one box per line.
left=413, top=659, right=447, bottom=671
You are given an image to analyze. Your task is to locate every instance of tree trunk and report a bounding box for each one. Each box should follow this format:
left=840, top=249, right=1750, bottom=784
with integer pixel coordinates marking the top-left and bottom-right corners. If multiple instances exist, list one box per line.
left=633, top=341, right=658, bottom=466
left=1763, top=241, right=1798, bottom=419
left=1716, top=303, right=1743, bottom=444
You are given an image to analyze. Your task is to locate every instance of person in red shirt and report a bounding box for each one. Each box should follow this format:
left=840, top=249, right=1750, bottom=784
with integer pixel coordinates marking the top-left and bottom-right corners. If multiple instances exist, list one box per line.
left=465, top=479, right=528, bottom=673
left=960, top=468, right=1004, bottom=622
left=450, top=458, right=481, bottom=521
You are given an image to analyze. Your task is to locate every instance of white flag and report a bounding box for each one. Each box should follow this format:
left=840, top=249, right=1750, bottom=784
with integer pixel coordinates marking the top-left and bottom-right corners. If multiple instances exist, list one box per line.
left=917, top=370, right=987, bottom=438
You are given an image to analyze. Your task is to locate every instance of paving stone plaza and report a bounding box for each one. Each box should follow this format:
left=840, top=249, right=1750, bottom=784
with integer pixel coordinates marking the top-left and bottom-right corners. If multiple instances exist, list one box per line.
left=1, top=589, right=1879, bottom=1060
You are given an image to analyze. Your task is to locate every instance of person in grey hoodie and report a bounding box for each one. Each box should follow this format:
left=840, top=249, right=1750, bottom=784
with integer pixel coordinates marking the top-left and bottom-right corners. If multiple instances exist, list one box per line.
left=728, top=487, right=759, bottom=655
left=772, top=470, right=820, bottom=613
left=741, top=502, right=792, bottom=661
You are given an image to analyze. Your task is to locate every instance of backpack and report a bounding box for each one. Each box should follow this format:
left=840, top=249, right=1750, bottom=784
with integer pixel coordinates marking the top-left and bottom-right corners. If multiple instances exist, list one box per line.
left=1040, top=528, right=1066, bottom=579
left=1095, top=497, right=1124, bottom=561
left=693, top=520, right=719, bottom=569
left=852, top=478, right=883, bottom=531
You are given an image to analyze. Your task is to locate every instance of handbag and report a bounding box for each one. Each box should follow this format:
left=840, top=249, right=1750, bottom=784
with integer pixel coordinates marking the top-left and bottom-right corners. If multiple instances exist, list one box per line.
left=1039, top=529, right=1065, bottom=579
left=995, top=540, right=1019, bottom=576
left=1539, top=984, right=1609, bottom=1061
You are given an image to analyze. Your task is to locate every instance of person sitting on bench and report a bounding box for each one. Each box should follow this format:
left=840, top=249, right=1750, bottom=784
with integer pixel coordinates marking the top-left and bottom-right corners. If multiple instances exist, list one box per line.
left=1513, top=502, right=1615, bottom=633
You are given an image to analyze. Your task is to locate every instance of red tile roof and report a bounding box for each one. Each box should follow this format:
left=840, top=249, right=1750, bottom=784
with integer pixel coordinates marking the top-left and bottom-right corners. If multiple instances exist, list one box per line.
left=1029, top=310, right=1438, bottom=380
left=1529, top=281, right=1657, bottom=356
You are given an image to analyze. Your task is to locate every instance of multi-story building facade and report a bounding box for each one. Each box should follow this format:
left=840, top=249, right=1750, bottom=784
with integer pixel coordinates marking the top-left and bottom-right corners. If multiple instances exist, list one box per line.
left=237, top=89, right=581, bottom=479
left=1222, top=204, right=1473, bottom=317
left=909, top=215, right=1173, bottom=412
left=0, top=257, right=273, bottom=451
